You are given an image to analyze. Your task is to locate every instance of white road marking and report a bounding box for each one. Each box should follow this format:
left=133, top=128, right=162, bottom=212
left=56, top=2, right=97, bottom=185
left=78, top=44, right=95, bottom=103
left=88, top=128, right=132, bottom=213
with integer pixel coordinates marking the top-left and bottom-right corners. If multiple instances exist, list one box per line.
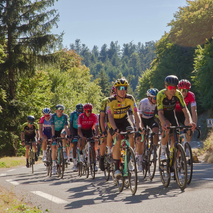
left=0, top=173, right=6, bottom=177
left=7, top=169, right=16, bottom=172
left=201, top=178, right=213, bottom=181
left=31, top=191, right=69, bottom=204
left=6, top=179, right=20, bottom=185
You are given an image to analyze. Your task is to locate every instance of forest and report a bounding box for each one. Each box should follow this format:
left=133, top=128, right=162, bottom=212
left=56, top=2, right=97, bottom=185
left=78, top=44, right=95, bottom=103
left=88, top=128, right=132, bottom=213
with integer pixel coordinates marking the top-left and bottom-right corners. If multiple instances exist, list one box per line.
left=0, top=0, right=213, bottom=156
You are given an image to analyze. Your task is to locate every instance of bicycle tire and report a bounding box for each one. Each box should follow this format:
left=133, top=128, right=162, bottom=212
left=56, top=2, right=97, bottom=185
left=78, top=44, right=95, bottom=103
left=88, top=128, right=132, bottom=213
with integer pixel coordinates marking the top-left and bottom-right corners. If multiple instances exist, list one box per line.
left=159, top=147, right=170, bottom=187
left=148, top=144, right=157, bottom=180
left=115, top=163, right=124, bottom=192
left=89, top=146, right=95, bottom=179
left=184, top=142, right=193, bottom=184
left=127, top=146, right=137, bottom=195
left=57, top=148, right=65, bottom=178
left=30, top=150, right=34, bottom=174
left=142, top=147, right=148, bottom=179
left=174, top=143, right=187, bottom=191
left=78, top=162, right=83, bottom=177
left=111, top=164, right=118, bottom=185
left=104, top=159, right=110, bottom=181
left=47, top=149, right=52, bottom=177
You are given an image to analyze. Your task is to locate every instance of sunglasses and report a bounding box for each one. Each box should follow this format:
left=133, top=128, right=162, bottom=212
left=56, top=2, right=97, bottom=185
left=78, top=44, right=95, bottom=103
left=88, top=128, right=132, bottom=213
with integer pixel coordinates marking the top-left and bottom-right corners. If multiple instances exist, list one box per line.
left=117, top=86, right=127, bottom=91
left=167, top=85, right=177, bottom=90
left=152, top=97, right=156, bottom=100
left=29, top=122, right=34, bottom=125
left=85, top=110, right=92, bottom=113
left=180, top=89, right=188, bottom=93
left=44, top=114, right=50, bottom=117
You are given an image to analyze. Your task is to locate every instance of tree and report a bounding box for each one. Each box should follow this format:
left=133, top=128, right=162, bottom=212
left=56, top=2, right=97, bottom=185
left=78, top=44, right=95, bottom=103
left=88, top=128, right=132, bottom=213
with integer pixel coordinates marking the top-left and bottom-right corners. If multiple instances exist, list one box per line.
left=0, top=0, right=62, bottom=100
left=97, top=69, right=110, bottom=97
left=168, top=0, right=213, bottom=47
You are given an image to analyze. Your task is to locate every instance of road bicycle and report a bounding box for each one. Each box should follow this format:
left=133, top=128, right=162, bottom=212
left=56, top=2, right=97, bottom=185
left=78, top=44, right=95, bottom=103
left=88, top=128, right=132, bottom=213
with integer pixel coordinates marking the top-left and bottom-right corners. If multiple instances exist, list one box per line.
left=27, top=140, right=36, bottom=174
left=159, top=126, right=187, bottom=191
left=112, top=131, right=139, bottom=195
left=44, top=139, right=52, bottom=177
left=179, top=126, right=201, bottom=184
left=78, top=136, right=98, bottom=179
left=141, top=128, right=161, bottom=180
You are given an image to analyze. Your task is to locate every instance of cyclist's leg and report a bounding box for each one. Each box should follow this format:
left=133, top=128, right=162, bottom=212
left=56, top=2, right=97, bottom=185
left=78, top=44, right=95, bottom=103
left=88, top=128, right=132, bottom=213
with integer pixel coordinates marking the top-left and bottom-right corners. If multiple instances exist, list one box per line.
left=72, top=129, right=78, bottom=170
left=61, top=129, right=68, bottom=159
left=25, top=141, right=30, bottom=167
left=32, top=141, right=37, bottom=161
left=42, top=134, right=48, bottom=161
left=149, top=117, right=159, bottom=147
left=107, top=128, right=113, bottom=153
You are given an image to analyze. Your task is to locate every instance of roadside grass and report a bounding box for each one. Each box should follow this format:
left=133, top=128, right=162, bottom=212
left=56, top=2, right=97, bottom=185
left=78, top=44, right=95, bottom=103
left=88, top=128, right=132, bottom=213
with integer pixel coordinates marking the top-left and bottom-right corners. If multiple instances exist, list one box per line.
left=0, top=156, right=45, bottom=213
left=197, top=130, right=213, bottom=163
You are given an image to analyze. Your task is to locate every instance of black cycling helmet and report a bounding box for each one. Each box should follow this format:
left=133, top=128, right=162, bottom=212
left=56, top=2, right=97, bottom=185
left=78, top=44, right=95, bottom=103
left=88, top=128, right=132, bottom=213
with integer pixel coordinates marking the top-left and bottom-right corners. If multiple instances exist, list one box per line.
left=76, top=103, right=83, bottom=113
left=165, top=75, right=179, bottom=86
left=55, top=104, right=65, bottom=111
left=27, top=115, right=35, bottom=124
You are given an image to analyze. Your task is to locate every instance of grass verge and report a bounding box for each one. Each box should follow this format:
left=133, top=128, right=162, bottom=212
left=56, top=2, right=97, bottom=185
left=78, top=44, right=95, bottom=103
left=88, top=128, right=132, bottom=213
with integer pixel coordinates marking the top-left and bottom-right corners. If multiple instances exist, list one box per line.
left=0, top=156, right=26, bottom=168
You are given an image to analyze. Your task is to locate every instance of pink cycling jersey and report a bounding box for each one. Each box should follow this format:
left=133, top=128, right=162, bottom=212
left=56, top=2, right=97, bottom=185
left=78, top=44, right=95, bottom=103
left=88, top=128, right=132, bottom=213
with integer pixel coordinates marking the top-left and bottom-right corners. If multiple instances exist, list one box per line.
left=78, top=113, right=98, bottom=130
left=175, top=91, right=196, bottom=112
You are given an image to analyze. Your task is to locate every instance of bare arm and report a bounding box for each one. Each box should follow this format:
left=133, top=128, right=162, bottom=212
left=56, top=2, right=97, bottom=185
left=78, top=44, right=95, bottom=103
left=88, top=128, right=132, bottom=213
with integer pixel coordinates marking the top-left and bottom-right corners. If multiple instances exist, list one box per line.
left=108, top=113, right=117, bottom=130
left=78, top=127, right=84, bottom=138
left=64, top=125, right=69, bottom=136
left=21, top=132, right=24, bottom=141
left=51, top=124, right=55, bottom=137
left=191, top=106, right=197, bottom=125
left=100, top=112, right=106, bottom=132
left=36, top=130, right=39, bottom=141
left=139, top=114, right=145, bottom=128
left=39, top=124, right=43, bottom=139
left=133, top=111, right=142, bottom=130
left=182, top=107, right=192, bottom=124
left=94, top=125, right=99, bottom=136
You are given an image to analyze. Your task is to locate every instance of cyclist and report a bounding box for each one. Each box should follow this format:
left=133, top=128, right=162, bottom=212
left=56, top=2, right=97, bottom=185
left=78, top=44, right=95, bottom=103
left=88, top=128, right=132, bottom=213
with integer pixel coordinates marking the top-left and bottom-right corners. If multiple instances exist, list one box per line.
left=51, top=104, right=70, bottom=175
left=99, top=86, right=116, bottom=171
left=21, top=115, right=39, bottom=168
left=107, top=78, right=142, bottom=179
left=78, top=103, right=99, bottom=171
left=175, top=79, right=197, bottom=143
left=138, top=88, right=159, bottom=171
left=157, top=75, right=196, bottom=161
left=39, top=108, right=52, bottom=162
left=69, top=103, right=83, bottom=172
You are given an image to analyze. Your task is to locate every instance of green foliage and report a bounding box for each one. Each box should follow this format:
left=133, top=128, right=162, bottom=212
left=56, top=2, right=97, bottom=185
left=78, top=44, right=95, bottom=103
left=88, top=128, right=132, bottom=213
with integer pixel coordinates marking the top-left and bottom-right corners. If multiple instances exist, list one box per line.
left=193, top=39, right=213, bottom=110
left=168, top=0, right=213, bottom=47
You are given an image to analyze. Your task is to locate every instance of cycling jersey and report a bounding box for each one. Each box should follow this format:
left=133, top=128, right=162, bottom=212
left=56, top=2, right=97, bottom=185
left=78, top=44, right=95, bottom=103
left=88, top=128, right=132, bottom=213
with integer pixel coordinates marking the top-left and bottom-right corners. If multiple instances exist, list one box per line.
left=175, top=91, right=196, bottom=112
left=51, top=113, right=68, bottom=131
left=69, top=111, right=79, bottom=130
left=78, top=113, right=98, bottom=130
left=39, top=116, right=52, bottom=133
left=157, top=89, right=186, bottom=112
left=139, top=98, right=156, bottom=119
left=107, top=94, right=137, bottom=119
left=21, top=122, right=38, bottom=138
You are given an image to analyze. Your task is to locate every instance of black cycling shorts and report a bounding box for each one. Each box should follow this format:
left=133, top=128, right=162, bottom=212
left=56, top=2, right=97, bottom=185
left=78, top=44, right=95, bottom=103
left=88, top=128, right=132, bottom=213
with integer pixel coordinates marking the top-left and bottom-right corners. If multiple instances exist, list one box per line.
left=164, top=110, right=179, bottom=134
left=82, top=129, right=93, bottom=138
left=142, top=117, right=159, bottom=129
left=109, top=116, right=133, bottom=136
left=176, top=111, right=185, bottom=125
left=25, top=135, right=36, bottom=146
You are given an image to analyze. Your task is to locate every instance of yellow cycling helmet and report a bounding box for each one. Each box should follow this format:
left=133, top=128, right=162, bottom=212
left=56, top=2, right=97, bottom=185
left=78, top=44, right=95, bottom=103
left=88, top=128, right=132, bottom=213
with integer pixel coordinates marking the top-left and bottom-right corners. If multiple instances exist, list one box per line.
left=114, top=78, right=129, bottom=87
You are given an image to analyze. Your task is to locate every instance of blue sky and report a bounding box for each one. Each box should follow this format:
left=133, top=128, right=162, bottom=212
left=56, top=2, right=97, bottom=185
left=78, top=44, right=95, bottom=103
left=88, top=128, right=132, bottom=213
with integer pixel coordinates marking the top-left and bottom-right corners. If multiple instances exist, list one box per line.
left=51, top=0, right=187, bottom=50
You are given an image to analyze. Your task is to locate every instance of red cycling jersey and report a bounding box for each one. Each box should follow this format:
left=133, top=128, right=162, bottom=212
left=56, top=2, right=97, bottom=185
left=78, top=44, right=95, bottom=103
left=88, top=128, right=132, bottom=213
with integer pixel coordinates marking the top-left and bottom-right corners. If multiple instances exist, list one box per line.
left=78, top=113, right=98, bottom=130
left=175, top=91, right=196, bottom=112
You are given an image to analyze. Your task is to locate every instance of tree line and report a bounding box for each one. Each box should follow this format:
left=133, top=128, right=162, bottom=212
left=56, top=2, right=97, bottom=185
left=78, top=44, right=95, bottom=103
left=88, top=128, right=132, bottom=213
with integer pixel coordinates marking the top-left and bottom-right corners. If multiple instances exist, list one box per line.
left=1, top=0, right=213, bottom=156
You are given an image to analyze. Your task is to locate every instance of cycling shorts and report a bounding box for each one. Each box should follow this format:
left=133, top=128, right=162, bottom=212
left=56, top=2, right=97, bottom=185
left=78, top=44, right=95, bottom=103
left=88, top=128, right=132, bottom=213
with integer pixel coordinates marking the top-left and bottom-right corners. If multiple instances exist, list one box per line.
left=52, top=129, right=63, bottom=145
left=176, top=111, right=185, bottom=126
left=72, top=128, right=79, bottom=142
left=82, top=129, right=94, bottom=139
left=164, top=111, right=179, bottom=134
left=109, top=116, right=134, bottom=136
left=142, top=117, right=159, bottom=129
left=43, top=131, right=52, bottom=140
left=25, top=135, right=36, bottom=146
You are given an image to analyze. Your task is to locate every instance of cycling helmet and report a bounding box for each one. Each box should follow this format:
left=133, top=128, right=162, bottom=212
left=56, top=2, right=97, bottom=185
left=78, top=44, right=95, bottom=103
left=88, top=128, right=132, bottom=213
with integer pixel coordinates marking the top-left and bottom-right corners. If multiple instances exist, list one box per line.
left=165, top=75, right=179, bottom=86
left=147, top=88, right=159, bottom=97
left=83, top=103, right=93, bottom=111
left=114, top=78, right=129, bottom=87
left=178, top=79, right=191, bottom=90
left=76, top=103, right=83, bottom=113
left=55, top=104, right=65, bottom=111
left=111, top=86, right=116, bottom=93
left=27, top=115, right=35, bottom=124
left=42, top=108, right=51, bottom=114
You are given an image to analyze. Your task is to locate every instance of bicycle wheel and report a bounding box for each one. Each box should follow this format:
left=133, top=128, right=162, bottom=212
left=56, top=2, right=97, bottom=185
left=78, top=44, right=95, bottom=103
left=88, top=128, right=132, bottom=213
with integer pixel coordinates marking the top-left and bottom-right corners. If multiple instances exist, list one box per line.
left=104, top=156, right=110, bottom=181
left=89, top=146, right=95, bottom=179
left=148, top=144, right=157, bottom=180
left=127, top=146, right=137, bottom=195
left=174, top=144, right=187, bottom=191
left=142, top=148, right=148, bottom=179
left=57, top=148, right=65, bottom=178
left=159, top=147, right=170, bottom=187
left=111, top=164, right=118, bottom=185
left=78, top=162, right=83, bottom=177
left=47, top=149, right=52, bottom=177
left=114, top=163, right=124, bottom=192
left=30, top=150, right=34, bottom=174
left=184, top=142, right=193, bottom=184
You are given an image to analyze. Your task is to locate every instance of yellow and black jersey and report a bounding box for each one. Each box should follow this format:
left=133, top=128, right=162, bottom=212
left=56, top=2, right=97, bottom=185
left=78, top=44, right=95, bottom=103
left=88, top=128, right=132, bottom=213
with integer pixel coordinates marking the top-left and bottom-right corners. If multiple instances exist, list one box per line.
left=157, top=89, right=186, bottom=112
left=107, top=94, right=137, bottom=119
left=21, top=122, right=38, bottom=137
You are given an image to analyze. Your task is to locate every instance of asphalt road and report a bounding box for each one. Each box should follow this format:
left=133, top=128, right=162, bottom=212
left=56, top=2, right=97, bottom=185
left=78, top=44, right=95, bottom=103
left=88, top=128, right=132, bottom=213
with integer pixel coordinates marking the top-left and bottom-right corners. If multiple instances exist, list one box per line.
left=0, top=160, right=213, bottom=213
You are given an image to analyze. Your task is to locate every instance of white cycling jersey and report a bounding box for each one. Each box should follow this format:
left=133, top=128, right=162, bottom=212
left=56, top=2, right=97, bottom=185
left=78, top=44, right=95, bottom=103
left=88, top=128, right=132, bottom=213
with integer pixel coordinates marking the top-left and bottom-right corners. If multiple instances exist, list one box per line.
left=139, top=98, right=156, bottom=119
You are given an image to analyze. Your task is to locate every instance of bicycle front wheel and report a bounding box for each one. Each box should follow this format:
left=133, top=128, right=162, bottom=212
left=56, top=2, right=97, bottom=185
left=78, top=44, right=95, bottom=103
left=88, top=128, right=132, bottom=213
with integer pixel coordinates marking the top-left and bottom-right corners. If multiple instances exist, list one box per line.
left=174, top=143, right=187, bottom=191
left=30, top=150, right=34, bottom=174
left=104, top=156, right=110, bottom=181
left=57, top=148, right=65, bottom=178
left=148, top=144, right=157, bottom=180
left=159, top=147, right=170, bottom=187
left=184, top=142, right=193, bottom=184
left=127, top=146, right=137, bottom=195
left=47, top=149, right=52, bottom=177
left=89, top=146, right=95, bottom=179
